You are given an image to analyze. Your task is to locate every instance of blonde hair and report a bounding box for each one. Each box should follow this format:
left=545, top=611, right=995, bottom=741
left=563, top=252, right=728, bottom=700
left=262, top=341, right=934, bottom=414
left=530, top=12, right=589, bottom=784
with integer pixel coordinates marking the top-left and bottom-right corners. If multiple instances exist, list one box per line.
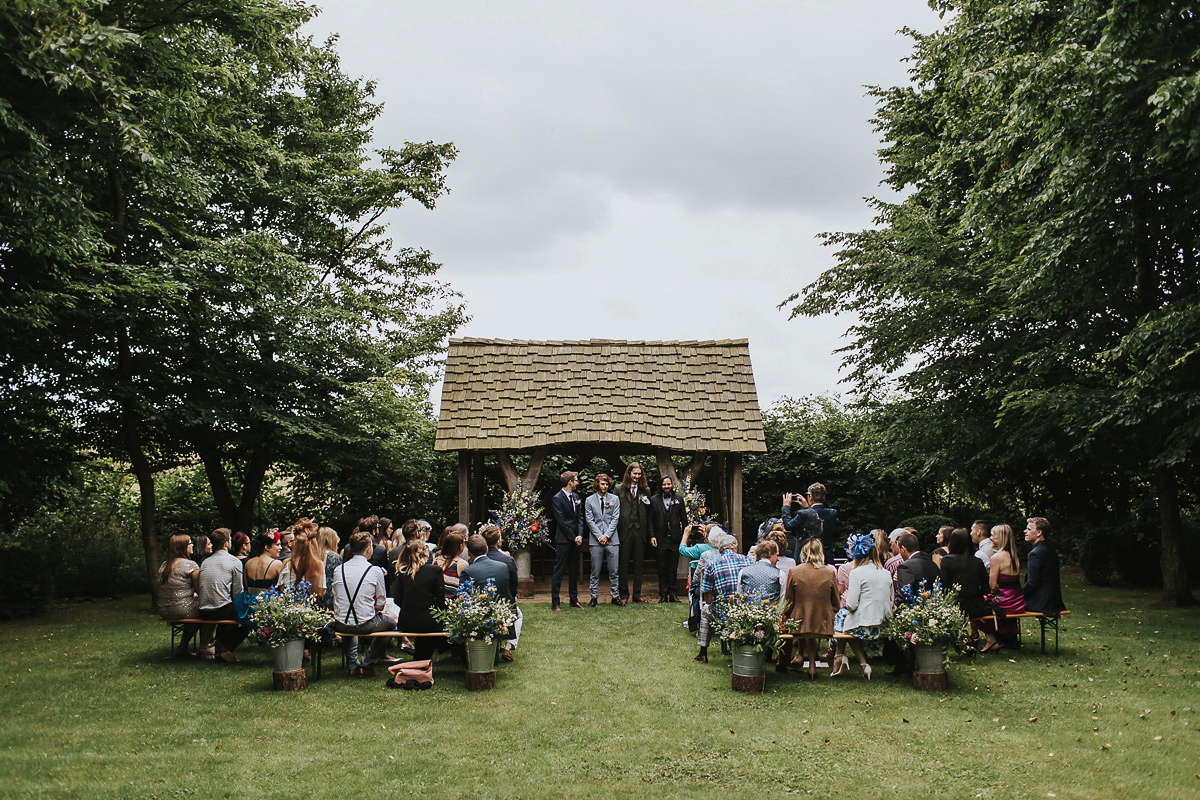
left=397, top=539, right=428, bottom=579
left=799, top=537, right=825, bottom=566
left=990, top=524, right=1020, bottom=571
left=317, top=527, right=340, bottom=554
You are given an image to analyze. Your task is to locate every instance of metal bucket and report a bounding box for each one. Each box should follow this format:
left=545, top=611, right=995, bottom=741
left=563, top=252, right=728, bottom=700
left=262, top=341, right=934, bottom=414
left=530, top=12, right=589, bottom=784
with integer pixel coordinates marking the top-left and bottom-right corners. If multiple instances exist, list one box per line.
left=731, top=644, right=765, bottom=677
left=913, top=644, right=946, bottom=673
left=270, top=638, right=305, bottom=672
left=466, top=639, right=498, bottom=673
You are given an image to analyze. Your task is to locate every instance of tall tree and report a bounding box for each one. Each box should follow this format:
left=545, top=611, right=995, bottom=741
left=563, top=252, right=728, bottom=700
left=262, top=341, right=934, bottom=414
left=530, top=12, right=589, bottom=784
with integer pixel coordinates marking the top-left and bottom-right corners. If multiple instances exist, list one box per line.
left=789, top=0, right=1198, bottom=603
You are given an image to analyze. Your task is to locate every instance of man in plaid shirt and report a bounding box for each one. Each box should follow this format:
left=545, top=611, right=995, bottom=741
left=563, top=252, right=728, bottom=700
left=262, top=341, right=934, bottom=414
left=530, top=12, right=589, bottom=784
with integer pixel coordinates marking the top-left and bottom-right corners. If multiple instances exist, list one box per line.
left=694, top=534, right=751, bottom=663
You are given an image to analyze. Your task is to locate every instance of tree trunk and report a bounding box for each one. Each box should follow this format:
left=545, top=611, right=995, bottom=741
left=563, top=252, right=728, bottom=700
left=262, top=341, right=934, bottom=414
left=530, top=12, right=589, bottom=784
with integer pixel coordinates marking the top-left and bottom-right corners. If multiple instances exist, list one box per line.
left=1153, top=467, right=1194, bottom=606
left=197, top=439, right=240, bottom=529
left=117, top=326, right=161, bottom=611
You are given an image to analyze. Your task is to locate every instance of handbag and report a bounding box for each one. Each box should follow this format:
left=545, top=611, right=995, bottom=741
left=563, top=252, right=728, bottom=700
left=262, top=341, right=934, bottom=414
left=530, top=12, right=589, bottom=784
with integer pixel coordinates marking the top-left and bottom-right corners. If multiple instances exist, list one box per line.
left=385, top=658, right=434, bottom=690
left=233, top=591, right=259, bottom=623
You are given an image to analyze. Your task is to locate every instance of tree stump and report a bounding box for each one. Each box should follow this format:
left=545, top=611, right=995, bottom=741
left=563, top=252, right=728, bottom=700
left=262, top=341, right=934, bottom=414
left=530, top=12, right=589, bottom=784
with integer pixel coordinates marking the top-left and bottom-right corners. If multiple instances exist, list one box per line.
left=732, top=674, right=765, bottom=693
left=912, top=670, right=948, bottom=691
left=273, top=669, right=308, bottom=691
left=465, top=670, right=497, bottom=691
left=517, top=579, right=535, bottom=599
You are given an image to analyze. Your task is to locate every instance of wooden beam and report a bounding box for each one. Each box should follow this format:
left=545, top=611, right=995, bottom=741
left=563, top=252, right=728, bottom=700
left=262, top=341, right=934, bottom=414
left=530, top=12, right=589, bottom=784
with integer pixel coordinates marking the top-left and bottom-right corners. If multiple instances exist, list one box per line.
left=679, top=453, right=706, bottom=486
left=522, top=447, right=547, bottom=490
left=730, top=453, right=744, bottom=548
left=655, top=452, right=678, bottom=488
left=712, top=453, right=728, bottom=524
left=457, top=452, right=470, bottom=525
left=496, top=451, right=521, bottom=493
left=472, top=452, right=485, bottom=527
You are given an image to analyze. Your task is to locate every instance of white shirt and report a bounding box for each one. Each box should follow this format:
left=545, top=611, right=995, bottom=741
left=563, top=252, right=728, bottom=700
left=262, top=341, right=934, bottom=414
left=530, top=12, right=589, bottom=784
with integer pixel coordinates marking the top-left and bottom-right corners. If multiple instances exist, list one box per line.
left=332, top=555, right=387, bottom=625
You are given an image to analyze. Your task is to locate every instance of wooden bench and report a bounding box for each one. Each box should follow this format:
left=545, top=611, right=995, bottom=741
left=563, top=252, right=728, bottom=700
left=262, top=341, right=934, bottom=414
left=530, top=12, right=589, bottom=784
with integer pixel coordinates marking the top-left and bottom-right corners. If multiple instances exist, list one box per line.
left=970, top=610, right=1071, bottom=655
left=161, top=618, right=325, bottom=679
left=333, top=631, right=449, bottom=670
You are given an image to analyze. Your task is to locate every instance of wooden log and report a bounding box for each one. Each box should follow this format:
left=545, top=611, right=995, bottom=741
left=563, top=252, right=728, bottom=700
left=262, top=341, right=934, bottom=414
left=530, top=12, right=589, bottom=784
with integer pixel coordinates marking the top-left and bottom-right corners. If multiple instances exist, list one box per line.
left=517, top=578, right=535, bottom=599
left=465, top=670, right=497, bottom=691
left=732, top=673, right=765, bottom=693
left=912, top=670, right=949, bottom=691
left=273, top=669, right=308, bottom=691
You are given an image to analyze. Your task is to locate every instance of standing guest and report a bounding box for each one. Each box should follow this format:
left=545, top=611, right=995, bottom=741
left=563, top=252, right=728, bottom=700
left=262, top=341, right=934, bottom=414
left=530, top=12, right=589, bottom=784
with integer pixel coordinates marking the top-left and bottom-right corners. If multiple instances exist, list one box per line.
left=779, top=490, right=815, bottom=558
left=737, top=540, right=781, bottom=603
left=804, top=483, right=839, bottom=561
left=650, top=475, right=687, bottom=603
left=391, top=540, right=447, bottom=661
left=971, top=520, right=994, bottom=569
left=231, top=532, right=251, bottom=565
left=781, top=538, right=839, bottom=679
left=550, top=471, right=584, bottom=612
left=1023, top=517, right=1066, bottom=616
left=585, top=473, right=622, bottom=607
left=245, top=532, right=284, bottom=594
left=191, top=534, right=213, bottom=567
left=940, top=529, right=992, bottom=638
left=461, top=530, right=519, bottom=661
left=318, top=526, right=342, bottom=609
left=433, top=529, right=469, bottom=600
left=615, top=462, right=652, bottom=603
left=332, top=531, right=396, bottom=678
left=981, top=523, right=1025, bottom=652
left=196, top=528, right=249, bottom=663
left=158, top=534, right=201, bottom=654
left=831, top=533, right=892, bottom=679
left=695, top=535, right=752, bottom=663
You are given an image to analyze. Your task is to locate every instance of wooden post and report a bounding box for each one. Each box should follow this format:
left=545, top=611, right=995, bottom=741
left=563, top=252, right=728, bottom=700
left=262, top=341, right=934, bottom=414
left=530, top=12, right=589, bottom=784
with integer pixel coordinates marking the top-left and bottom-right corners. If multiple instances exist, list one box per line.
left=679, top=453, right=706, bottom=486
left=712, top=453, right=727, bottom=524
left=497, top=452, right=521, bottom=493
left=913, top=671, right=949, bottom=691
left=457, top=452, right=470, bottom=525
left=273, top=669, right=307, bottom=691
left=465, top=670, right=497, bottom=691
left=732, top=673, right=765, bottom=693
left=471, top=452, right=485, bottom=527
left=730, top=453, right=744, bottom=549
left=522, top=447, right=547, bottom=490
left=655, top=452, right=678, bottom=487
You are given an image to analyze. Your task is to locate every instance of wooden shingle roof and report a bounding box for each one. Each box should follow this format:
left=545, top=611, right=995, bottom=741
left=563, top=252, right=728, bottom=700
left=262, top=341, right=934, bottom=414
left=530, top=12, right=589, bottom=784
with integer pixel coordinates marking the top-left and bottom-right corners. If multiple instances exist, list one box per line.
left=435, top=339, right=767, bottom=453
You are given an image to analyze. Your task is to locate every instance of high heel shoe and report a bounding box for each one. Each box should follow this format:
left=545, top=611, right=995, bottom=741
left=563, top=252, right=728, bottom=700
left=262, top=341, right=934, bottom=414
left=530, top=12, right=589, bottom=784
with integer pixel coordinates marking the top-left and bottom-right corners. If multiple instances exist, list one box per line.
left=808, top=664, right=818, bottom=681
left=859, top=663, right=872, bottom=680
left=830, top=654, right=850, bottom=677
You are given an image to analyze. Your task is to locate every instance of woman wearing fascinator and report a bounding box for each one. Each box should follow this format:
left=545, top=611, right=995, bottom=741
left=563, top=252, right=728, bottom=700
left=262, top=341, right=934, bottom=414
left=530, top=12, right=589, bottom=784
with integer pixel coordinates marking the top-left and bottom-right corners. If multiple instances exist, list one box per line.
left=829, top=532, right=893, bottom=678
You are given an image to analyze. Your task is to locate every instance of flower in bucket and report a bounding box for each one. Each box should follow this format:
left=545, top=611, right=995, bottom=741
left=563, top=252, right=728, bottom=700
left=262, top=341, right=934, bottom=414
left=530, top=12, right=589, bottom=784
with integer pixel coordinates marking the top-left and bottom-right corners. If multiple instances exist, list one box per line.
left=493, top=487, right=551, bottom=550
left=882, top=579, right=971, bottom=657
left=432, top=578, right=518, bottom=645
left=679, top=478, right=708, bottom=525
left=708, top=592, right=785, bottom=657
left=248, top=582, right=334, bottom=647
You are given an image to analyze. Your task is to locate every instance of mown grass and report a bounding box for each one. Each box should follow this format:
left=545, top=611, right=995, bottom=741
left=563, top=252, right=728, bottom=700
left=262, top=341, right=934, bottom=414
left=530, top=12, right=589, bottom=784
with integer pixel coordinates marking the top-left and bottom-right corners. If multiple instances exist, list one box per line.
left=0, top=572, right=1197, bottom=799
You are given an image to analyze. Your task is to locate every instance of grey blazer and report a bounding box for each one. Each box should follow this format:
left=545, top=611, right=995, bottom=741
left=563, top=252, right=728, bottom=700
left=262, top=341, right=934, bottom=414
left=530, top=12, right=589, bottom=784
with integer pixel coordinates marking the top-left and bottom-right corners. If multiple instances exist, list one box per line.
left=585, top=492, right=621, bottom=546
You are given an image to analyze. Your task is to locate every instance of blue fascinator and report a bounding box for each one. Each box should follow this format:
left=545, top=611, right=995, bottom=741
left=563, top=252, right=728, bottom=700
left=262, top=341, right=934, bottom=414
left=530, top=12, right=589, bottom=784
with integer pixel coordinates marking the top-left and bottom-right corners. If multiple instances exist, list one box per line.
left=846, top=533, right=874, bottom=560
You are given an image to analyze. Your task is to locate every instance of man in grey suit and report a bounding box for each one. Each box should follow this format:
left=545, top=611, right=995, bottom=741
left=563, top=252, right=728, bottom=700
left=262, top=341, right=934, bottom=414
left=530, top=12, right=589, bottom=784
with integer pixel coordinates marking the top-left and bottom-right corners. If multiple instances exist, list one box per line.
left=585, top=473, right=622, bottom=606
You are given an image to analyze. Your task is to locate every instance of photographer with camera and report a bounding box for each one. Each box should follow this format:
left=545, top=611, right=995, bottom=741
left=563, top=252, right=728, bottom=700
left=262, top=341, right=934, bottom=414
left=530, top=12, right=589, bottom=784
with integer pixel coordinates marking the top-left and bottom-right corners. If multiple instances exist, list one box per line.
left=780, top=483, right=838, bottom=564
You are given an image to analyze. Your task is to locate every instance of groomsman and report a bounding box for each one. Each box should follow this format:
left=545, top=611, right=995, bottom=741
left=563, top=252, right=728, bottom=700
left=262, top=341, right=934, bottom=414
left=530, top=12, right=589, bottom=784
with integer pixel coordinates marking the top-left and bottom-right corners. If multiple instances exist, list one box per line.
left=585, top=473, right=622, bottom=606
left=550, top=471, right=584, bottom=611
left=650, top=476, right=687, bottom=603
left=616, top=462, right=652, bottom=603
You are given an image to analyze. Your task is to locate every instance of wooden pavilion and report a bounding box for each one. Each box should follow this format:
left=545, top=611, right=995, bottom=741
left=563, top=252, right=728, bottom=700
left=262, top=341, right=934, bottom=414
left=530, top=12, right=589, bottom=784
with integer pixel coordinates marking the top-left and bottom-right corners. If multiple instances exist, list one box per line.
left=434, top=338, right=767, bottom=540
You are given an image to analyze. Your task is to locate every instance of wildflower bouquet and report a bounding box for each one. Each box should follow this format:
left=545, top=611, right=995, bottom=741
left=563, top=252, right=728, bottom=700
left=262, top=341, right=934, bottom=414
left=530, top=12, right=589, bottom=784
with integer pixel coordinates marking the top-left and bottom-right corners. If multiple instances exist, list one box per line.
left=248, top=582, right=333, bottom=647
left=494, top=487, right=550, bottom=549
left=431, top=578, right=519, bottom=644
left=680, top=478, right=708, bottom=525
left=882, top=579, right=971, bottom=653
left=709, top=591, right=786, bottom=656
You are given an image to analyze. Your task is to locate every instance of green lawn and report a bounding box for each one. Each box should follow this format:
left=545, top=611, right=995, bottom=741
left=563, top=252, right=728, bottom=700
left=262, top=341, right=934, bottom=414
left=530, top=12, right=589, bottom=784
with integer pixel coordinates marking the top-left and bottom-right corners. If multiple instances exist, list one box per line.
left=1, top=572, right=1197, bottom=799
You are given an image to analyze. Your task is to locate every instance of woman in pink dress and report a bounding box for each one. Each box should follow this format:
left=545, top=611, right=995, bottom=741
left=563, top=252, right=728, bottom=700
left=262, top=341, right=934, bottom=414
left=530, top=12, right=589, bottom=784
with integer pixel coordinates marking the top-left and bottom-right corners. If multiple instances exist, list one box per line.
left=980, top=523, right=1024, bottom=652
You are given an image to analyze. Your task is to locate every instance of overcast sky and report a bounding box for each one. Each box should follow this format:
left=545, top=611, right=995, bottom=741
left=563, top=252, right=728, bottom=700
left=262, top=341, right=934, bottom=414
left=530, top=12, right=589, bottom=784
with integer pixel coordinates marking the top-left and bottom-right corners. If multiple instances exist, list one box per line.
left=304, top=1, right=942, bottom=410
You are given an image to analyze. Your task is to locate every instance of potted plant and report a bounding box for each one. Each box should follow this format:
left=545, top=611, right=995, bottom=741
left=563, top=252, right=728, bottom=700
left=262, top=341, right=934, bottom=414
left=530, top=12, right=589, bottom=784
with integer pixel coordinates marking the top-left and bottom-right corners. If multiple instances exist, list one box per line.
left=882, top=579, right=971, bottom=682
left=709, top=591, right=786, bottom=689
left=432, top=578, right=519, bottom=676
left=248, top=582, right=333, bottom=674
left=494, top=487, right=551, bottom=592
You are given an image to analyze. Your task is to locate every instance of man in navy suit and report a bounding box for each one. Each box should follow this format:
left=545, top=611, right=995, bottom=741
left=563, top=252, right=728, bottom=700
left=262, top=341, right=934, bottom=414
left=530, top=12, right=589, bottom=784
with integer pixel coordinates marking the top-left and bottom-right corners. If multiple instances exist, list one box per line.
left=550, top=471, right=584, bottom=611
left=1023, top=516, right=1066, bottom=615
left=650, top=476, right=687, bottom=603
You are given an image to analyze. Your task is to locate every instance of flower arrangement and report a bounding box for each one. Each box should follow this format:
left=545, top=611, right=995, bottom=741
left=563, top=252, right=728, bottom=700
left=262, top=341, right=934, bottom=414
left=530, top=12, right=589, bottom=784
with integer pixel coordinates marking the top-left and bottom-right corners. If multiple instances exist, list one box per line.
left=493, top=487, right=551, bottom=550
left=882, top=579, right=972, bottom=654
left=680, top=478, right=708, bottom=524
left=431, top=578, right=519, bottom=645
left=247, top=582, right=334, bottom=647
left=709, top=591, right=787, bottom=656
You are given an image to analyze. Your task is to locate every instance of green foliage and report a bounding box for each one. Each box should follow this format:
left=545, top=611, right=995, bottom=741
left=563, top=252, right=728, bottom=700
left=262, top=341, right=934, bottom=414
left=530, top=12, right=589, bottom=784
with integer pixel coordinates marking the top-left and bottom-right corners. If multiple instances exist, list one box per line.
left=0, top=546, right=54, bottom=620
left=788, top=0, right=1200, bottom=599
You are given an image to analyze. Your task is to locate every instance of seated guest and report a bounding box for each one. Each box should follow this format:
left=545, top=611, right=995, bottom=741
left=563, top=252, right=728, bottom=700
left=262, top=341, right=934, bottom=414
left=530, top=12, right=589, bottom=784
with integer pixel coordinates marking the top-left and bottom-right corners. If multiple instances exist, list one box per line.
left=895, top=530, right=940, bottom=598
left=158, top=534, right=201, bottom=653
left=737, top=540, right=781, bottom=603
left=231, top=531, right=251, bottom=565
left=781, top=538, right=839, bottom=680
left=982, top=523, right=1025, bottom=652
left=196, top=528, right=249, bottom=663
left=418, top=519, right=436, bottom=557
left=391, top=540, right=447, bottom=661
left=972, top=519, right=995, bottom=569
left=832, top=532, right=892, bottom=679
left=931, top=547, right=948, bottom=568
left=1023, top=517, right=1066, bottom=615
left=939, top=529, right=991, bottom=643
left=695, top=534, right=751, bottom=663
left=318, top=526, right=342, bottom=609
left=461, top=529, right=520, bottom=661
left=191, top=534, right=213, bottom=567
left=680, top=524, right=719, bottom=631
left=386, top=519, right=420, bottom=586
left=433, top=529, right=469, bottom=599
left=884, top=529, right=905, bottom=583
left=765, top=529, right=796, bottom=599
left=332, top=531, right=396, bottom=678
left=279, top=522, right=326, bottom=599
left=244, top=532, right=283, bottom=594
left=482, top=523, right=520, bottom=603
left=934, top=525, right=953, bottom=551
